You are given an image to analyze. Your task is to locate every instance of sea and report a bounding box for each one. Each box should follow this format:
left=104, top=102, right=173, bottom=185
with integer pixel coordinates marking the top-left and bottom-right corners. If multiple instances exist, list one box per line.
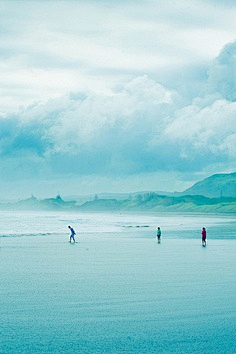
left=0, top=210, right=235, bottom=240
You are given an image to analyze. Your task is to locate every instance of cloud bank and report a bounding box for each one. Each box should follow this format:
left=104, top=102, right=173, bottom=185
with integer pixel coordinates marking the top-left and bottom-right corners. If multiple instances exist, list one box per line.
left=1, top=0, right=236, bottom=110
left=0, top=41, right=235, bottom=197
left=0, top=1, right=235, bottom=197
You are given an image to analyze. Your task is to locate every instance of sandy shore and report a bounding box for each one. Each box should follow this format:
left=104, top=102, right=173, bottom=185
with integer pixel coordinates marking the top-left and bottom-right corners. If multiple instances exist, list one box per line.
left=1, top=233, right=236, bottom=353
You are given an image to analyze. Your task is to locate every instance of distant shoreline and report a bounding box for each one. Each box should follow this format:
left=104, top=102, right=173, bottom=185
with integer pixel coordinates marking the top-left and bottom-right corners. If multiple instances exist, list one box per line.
left=0, top=209, right=235, bottom=218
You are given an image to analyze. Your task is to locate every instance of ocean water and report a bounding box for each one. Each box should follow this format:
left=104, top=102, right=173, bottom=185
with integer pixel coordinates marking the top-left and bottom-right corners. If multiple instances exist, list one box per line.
left=1, top=211, right=236, bottom=353
left=0, top=210, right=235, bottom=240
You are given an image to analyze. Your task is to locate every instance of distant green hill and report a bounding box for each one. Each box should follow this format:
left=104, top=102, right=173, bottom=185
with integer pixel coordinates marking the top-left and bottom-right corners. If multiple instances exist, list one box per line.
left=1, top=173, right=236, bottom=213
left=79, top=193, right=236, bottom=213
left=183, top=173, right=236, bottom=198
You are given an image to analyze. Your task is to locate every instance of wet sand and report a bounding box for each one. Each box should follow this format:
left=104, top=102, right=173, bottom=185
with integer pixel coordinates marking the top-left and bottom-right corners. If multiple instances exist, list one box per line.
left=1, top=233, right=236, bottom=353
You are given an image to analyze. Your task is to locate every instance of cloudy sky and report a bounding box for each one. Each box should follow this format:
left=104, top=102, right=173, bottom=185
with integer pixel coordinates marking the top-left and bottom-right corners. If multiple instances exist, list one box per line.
left=0, top=0, right=236, bottom=199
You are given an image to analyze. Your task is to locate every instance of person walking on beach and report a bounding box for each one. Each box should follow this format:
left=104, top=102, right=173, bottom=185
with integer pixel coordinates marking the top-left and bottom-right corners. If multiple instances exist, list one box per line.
left=201, top=227, right=206, bottom=246
left=156, top=227, right=161, bottom=243
left=68, top=225, right=76, bottom=243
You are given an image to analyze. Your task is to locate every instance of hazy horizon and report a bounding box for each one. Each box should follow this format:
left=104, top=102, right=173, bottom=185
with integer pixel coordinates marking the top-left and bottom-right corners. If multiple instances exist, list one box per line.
left=0, top=0, right=236, bottom=199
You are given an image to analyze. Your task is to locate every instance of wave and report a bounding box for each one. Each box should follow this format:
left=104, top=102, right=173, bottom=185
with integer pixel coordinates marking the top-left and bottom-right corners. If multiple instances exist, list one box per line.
left=0, top=232, right=64, bottom=238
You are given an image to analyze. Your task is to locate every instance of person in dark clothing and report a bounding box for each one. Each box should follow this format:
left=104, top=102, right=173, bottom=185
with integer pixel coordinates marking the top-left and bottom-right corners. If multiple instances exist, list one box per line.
left=68, top=225, right=76, bottom=243
left=201, top=227, right=206, bottom=246
left=156, top=227, right=161, bottom=243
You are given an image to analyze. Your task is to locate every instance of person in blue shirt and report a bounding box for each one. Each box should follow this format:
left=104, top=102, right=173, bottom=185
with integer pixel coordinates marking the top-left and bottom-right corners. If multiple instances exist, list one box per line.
left=68, top=225, right=76, bottom=243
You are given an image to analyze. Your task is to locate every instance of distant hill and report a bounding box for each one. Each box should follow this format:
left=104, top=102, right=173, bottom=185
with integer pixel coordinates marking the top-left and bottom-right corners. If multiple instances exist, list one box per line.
left=79, top=193, right=236, bottom=213
left=183, top=173, right=236, bottom=198
left=0, top=195, right=77, bottom=211
left=63, top=191, right=174, bottom=204
left=1, top=173, right=236, bottom=213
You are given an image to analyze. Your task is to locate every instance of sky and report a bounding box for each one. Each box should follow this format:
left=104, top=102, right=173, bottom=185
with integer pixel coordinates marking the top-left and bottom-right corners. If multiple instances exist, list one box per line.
left=0, top=0, right=236, bottom=199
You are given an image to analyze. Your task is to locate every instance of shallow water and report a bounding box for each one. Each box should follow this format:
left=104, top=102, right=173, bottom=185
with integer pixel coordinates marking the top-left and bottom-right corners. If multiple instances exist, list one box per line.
left=0, top=210, right=235, bottom=239
left=1, top=211, right=236, bottom=353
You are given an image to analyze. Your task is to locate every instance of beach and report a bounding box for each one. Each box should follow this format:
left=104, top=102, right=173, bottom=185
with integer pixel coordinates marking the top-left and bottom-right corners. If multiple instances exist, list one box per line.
left=1, top=212, right=236, bottom=353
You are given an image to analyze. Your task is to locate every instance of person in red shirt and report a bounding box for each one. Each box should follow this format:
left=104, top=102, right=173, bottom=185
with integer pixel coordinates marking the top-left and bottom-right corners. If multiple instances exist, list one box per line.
left=201, top=227, right=207, bottom=246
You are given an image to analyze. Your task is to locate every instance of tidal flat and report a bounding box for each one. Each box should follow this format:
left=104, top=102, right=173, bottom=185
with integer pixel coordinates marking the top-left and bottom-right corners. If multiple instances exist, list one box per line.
left=1, top=211, right=236, bottom=353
